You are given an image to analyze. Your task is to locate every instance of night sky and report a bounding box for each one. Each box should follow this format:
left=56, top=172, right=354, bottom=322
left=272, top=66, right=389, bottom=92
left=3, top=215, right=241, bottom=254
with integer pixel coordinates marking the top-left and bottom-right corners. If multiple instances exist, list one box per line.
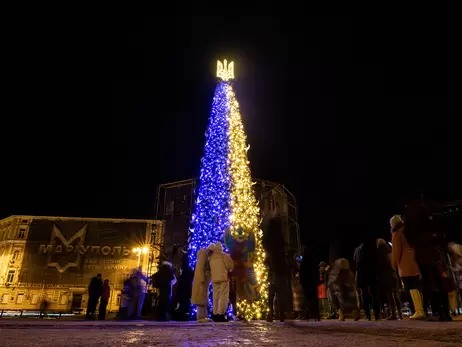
left=2, top=16, right=461, bottom=255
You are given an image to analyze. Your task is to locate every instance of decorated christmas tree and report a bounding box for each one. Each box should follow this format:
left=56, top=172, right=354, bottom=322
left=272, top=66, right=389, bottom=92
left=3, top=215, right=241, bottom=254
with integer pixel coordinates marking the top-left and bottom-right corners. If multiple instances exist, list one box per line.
left=188, top=60, right=268, bottom=320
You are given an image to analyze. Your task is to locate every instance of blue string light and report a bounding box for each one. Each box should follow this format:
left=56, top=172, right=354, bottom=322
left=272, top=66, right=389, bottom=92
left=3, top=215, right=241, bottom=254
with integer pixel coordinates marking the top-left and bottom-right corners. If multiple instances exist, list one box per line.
left=188, top=81, right=232, bottom=268
left=188, top=82, right=236, bottom=319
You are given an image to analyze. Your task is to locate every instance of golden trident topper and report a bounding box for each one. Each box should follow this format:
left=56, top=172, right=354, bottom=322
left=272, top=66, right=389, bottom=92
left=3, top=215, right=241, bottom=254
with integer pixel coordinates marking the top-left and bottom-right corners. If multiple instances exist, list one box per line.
left=217, top=59, right=234, bottom=81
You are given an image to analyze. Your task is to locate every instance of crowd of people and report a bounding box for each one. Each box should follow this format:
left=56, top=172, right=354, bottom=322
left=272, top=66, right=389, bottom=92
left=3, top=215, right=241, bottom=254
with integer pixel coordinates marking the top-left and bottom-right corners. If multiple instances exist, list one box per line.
left=264, top=211, right=462, bottom=323
left=83, top=201, right=461, bottom=323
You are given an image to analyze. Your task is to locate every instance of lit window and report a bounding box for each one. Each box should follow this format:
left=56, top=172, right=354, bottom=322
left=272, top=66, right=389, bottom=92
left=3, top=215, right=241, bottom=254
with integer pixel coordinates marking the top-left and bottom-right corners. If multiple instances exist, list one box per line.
left=16, top=294, right=24, bottom=304
left=12, top=251, right=20, bottom=260
left=59, top=294, right=68, bottom=305
left=2, top=294, right=10, bottom=303
left=31, top=294, right=39, bottom=305
left=17, top=228, right=26, bottom=239
left=6, top=270, right=15, bottom=283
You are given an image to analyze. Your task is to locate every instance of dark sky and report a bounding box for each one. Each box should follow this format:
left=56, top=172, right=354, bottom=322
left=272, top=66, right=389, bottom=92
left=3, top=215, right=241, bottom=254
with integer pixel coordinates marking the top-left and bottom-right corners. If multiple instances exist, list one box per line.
left=2, top=16, right=461, bottom=252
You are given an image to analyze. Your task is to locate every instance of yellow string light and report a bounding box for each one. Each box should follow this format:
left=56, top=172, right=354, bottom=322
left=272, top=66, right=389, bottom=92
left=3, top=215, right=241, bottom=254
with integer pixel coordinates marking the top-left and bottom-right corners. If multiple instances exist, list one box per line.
left=226, top=85, right=268, bottom=320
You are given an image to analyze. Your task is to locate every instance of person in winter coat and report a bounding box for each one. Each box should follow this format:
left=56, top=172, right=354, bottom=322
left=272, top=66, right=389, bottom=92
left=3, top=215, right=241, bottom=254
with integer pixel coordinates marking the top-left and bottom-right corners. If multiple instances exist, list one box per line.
left=152, top=261, right=177, bottom=321
left=402, top=198, right=452, bottom=321
left=86, top=273, right=103, bottom=320
left=208, top=242, right=234, bottom=322
left=317, top=262, right=329, bottom=316
left=377, top=239, right=402, bottom=320
left=448, top=242, right=462, bottom=315
left=174, top=250, right=194, bottom=321
left=299, top=245, right=320, bottom=321
left=354, top=238, right=381, bottom=320
left=328, top=258, right=360, bottom=321
left=98, top=279, right=110, bottom=320
left=132, top=267, right=149, bottom=319
left=191, top=248, right=212, bottom=322
left=118, top=276, right=132, bottom=320
left=390, top=215, right=426, bottom=320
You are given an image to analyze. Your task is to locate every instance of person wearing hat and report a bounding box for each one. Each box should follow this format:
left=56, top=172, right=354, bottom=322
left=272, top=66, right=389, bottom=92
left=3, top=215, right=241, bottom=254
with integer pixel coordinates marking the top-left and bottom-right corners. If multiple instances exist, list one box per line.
left=191, top=247, right=212, bottom=322
left=208, top=242, right=234, bottom=322
left=390, top=215, right=426, bottom=320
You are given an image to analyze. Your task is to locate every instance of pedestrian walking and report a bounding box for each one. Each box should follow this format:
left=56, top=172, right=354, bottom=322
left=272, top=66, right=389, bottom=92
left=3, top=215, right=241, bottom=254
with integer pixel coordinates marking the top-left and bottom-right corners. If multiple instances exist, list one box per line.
left=98, top=279, right=110, bottom=320
left=152, top=261, right=177, bottom=321
left=86, top=273, right=103, bottom=320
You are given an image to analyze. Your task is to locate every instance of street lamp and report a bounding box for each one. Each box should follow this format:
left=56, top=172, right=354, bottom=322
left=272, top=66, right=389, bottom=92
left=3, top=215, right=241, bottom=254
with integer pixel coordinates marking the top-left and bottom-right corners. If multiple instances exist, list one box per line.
left=132, top=247, right=149, bottom=267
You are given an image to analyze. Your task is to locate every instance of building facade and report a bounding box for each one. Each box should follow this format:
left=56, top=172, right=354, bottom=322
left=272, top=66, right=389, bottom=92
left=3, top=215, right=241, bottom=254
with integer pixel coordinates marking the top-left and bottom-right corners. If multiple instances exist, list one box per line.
left=0, top=216, right=164, bottom=313
left=156, top=178, right=301, bottom=268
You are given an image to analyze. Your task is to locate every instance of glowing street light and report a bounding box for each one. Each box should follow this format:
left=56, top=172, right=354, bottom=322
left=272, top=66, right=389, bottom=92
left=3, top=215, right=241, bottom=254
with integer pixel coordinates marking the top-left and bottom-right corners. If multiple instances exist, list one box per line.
left=132, top=246, right=149, bottom=267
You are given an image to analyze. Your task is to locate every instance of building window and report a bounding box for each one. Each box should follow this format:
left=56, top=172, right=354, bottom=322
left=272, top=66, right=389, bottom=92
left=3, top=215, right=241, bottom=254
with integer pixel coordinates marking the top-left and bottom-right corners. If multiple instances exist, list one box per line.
left=6, top=270, right=15, bottom=283
left=2, top=294, right=10, bottom=303
left=12, top=250, right=20, bottom=260
left=18, top=227, right=26, bottom=239
left=31, top=294, right=39, bottom=305
left=59, top=294, right=68, bottom=305
left=16, top=294, right=24, bottom=304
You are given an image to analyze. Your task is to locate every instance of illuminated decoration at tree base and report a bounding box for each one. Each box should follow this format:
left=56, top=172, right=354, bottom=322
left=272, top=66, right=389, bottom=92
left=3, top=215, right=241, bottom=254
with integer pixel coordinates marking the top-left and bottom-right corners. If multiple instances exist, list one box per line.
left=188, top=60, right=268, bottom=320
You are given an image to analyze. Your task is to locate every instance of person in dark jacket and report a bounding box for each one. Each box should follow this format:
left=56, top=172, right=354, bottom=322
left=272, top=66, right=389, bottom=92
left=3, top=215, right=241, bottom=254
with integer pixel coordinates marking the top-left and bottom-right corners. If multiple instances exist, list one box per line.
left=377, top=239, right=402, bottom=320
left=174, top=250, right=194, bottom=321
left=299, top=245, right=320, bottom=321
left=152, top=261, right=177, bottom=321
left=86, top=273, right=103, bottom=319
left=404, top=198, right=453, bottom=321
left=98, top=279, right=110, bottom=320
left=354, top=239, right=381, bottom=320
left=262, top=205, right=289, bottom=322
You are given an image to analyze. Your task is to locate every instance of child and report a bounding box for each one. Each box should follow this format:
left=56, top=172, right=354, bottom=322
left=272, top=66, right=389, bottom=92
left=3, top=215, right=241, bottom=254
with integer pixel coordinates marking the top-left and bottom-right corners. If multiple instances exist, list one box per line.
left=317, top=262, right=329, bottom=316
left=328, top=258, right=360, bottom=321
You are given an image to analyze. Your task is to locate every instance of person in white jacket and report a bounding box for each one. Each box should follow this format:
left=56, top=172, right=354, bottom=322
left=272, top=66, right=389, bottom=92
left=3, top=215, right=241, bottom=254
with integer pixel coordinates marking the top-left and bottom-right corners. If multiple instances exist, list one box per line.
left=208, top=241, right=234, bottom=322
left=191, top=248, right=212, bottom=322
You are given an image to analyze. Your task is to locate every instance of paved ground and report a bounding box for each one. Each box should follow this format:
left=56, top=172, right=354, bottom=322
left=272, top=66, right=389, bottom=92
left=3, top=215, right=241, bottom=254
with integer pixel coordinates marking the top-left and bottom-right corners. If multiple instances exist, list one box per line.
left=0, top=319, right=460, bottom=346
